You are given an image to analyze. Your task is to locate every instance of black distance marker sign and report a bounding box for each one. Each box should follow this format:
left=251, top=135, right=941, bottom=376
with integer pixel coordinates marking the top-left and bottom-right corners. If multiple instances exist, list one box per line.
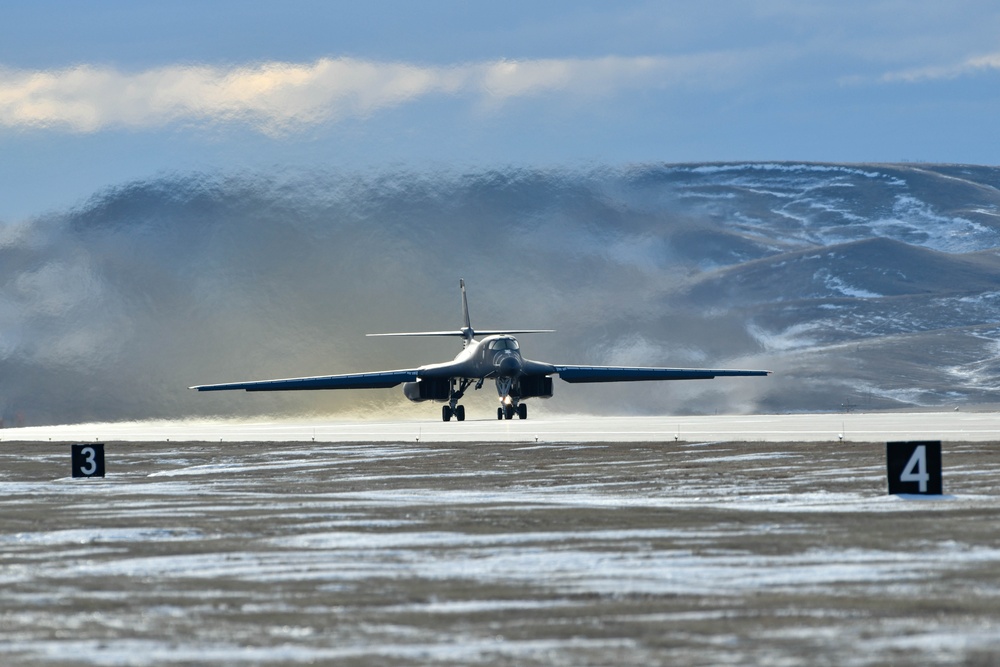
left=886, top=440, right=942, bottom=495
left=71, top=444, right=106, bottom=478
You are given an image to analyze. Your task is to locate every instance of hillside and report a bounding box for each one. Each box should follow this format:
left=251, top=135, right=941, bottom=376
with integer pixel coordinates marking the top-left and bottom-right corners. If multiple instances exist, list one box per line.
left=2, top=162, right=999, bottom=424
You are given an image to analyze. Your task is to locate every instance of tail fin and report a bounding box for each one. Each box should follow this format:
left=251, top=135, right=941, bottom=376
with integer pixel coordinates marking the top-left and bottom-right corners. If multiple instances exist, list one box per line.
left=460, top=278, right=474, bottom=346
left=367, top=279, right=554, bottom=345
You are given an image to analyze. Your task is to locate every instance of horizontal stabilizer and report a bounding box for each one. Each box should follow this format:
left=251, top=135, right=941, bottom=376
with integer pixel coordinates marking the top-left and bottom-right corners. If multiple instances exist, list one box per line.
left=366, top=331, right=470, bottom=338
left=367, top=329, right=554, bottom=338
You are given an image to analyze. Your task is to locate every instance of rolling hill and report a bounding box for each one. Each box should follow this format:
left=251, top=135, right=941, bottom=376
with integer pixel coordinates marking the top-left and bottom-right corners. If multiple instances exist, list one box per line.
left=2, top=162, right=999, bottom=424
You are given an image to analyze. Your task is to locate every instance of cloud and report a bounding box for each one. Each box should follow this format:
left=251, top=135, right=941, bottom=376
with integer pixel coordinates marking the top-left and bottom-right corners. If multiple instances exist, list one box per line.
left=0, top=59, right=458, bottom=133
left=878, top=51, right=1000, bottom=83
left=0, top=55, right=744, bottom=134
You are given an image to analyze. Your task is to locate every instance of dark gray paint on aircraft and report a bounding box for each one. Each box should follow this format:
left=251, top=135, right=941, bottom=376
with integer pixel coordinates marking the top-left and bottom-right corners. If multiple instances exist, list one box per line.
left=192, top=280, right=771, bottom=421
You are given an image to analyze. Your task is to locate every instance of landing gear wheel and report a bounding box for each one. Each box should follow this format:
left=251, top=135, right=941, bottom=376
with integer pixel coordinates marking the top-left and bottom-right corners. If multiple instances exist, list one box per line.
left=497, top=407, right=504, bottom=420
left=517, top=403, right=527, bottom=420
left=442, top=405, right=452, bottom=422
left=504, top=405, right=515, bottom=420
left=455, top=405, right=465, bottom=422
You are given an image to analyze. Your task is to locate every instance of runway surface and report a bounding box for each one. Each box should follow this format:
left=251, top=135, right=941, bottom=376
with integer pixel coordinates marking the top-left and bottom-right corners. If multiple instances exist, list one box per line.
left=5, top=410, right=1000, bottom=443
left=2, top=428, right=999, bottom=665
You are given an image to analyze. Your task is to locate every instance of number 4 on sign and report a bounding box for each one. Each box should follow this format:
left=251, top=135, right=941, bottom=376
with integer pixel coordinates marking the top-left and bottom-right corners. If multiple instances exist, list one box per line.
left=900, top=445, right=930, bottom=492
left=886, top=440, right=942, bottom=495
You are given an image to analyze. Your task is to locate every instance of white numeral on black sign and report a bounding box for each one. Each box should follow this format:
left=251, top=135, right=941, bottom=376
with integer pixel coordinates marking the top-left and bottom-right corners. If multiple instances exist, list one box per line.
left=886, top=440, right=941, bottom=495
left=71, top=443, right=106, bottom=478
left=79, top=446, right=99, bottom=476
left=900, top=445, right=929, bottom=493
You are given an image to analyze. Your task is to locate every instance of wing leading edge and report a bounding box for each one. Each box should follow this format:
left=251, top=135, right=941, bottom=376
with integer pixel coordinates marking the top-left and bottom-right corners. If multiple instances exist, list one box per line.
left=192, top=365, right=771, bottom=392
left=552, top=366, right=771, bottom=383
left=192, top=369, right=420, bottom=392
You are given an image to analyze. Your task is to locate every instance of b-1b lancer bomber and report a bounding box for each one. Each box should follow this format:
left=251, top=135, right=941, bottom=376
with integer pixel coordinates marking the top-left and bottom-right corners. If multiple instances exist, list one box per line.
left=192, top=280, right=771, bottom=421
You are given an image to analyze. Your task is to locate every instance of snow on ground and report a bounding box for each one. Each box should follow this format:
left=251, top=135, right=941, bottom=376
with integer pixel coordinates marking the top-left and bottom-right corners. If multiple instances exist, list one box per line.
left=1, top=434, right=999, bottom=665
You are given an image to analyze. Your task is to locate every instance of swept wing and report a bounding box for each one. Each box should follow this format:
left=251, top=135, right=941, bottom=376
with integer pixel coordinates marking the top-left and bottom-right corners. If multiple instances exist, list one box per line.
left=193, top=369, right=420, bottom=392
left=192, top=364, right=770, bottom=393
left=552, top=366, right=771, bottom=383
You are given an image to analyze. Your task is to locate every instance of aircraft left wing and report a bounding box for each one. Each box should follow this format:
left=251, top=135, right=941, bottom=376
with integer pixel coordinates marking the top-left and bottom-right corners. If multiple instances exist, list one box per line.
left=191, top=369, right=420, bottom=392
left=552, top=366, right=771, bottom=383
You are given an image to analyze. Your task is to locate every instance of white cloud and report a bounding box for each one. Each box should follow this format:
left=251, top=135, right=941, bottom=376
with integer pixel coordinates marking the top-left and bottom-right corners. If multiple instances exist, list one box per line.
left=0, top=55, right=746, bottom=134
left=879, top=51, right=1000, bottom=83
left=0, top=59, right=461, bottom=133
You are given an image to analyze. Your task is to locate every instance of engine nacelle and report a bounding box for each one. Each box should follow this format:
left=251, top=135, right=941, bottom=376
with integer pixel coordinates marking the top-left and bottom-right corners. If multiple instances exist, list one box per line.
left=402, top=378, right=451, bottom=402
left=515, top=375, right=553, bottom=399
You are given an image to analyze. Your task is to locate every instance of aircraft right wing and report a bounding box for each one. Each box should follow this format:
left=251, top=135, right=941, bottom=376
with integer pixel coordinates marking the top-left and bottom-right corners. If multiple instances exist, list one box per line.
left=191, top=369, right=420, bottom=392
left=552, top=366, right=771, bottom=383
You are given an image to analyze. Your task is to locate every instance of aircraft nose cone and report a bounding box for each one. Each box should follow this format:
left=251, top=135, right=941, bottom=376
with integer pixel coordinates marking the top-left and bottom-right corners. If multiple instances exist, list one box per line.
left=497, top=355, right=522, bottom=377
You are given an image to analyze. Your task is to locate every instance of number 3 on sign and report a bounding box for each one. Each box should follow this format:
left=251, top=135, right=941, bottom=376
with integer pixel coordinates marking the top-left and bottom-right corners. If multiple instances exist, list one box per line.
left=900, top=445, right=929, bottom=493
left=79, top=447, right=98, bottom=476
left=71, top=444, right=106, bottom=478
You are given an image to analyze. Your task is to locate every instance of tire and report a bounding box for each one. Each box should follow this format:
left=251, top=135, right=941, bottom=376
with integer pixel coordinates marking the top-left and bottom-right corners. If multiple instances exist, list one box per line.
left=517, top=403, right=527, bottom=420
left=497, top=407, right=504, bottom=420
left=442, top=405, right=452, bottom=422
left=456, top=405, right=465, bottom=422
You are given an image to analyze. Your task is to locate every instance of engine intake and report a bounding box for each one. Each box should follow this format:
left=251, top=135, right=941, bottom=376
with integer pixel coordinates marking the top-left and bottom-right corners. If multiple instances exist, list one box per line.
left=403, top=378, right=451, bottom=402
left=515, top=375, right=553, bottom=399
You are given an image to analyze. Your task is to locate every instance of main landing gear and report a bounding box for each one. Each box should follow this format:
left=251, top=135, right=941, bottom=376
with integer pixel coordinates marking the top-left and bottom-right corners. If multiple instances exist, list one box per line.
left=442, top=404, right=465, bottom=422
left=497, top=403, right=528, bottom=420
left=442, top=379, right=473, bottom=421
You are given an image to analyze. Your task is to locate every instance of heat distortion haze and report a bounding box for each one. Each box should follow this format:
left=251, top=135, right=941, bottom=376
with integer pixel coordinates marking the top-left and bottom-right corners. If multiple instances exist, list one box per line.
left=3, top=163, right=1000, bottom=426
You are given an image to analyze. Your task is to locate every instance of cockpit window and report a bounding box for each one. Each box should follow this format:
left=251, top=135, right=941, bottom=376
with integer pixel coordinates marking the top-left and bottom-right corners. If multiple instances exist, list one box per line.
left=488, top=337, right=519, bottom=350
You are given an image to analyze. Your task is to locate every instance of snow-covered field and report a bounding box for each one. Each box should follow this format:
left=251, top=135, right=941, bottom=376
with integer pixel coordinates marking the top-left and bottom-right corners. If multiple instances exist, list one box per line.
left=2, top=433, right=998, bottom=665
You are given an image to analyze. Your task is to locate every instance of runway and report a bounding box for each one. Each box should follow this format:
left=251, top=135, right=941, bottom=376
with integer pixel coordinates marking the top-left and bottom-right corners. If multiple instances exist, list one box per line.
left=4, top=410, right=1000, bottom=443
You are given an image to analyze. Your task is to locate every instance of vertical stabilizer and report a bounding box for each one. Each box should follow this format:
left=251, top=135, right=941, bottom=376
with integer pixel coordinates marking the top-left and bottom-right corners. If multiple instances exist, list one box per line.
left=366, top=279, right=552, bottom=343
left=460, top=278, right=474, bottom=347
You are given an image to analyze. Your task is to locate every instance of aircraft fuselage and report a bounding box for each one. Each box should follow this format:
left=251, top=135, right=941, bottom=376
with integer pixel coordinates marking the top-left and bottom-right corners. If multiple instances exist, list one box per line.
left=404, top=335, right=552, bottom=418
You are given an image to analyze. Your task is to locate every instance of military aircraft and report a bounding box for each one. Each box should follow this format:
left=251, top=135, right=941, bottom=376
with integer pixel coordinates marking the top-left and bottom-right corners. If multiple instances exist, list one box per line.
left=192, top=280, right=770, bottom=421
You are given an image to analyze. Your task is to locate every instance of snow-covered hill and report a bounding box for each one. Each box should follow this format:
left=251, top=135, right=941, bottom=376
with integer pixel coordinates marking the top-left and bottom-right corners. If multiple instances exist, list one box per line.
left=3, top=163, right=1000, bottom=424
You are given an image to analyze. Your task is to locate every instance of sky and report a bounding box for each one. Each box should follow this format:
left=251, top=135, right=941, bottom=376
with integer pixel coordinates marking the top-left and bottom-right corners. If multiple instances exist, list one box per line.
left=2, top=0, right=1000, bottom=221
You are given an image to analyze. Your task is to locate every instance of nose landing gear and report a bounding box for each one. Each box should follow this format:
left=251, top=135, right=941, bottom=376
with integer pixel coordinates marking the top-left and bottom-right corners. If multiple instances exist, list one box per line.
left=495, top=375, right=528, bottom=420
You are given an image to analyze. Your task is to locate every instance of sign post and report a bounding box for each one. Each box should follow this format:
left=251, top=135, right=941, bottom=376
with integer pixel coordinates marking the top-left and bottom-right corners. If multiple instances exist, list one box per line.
left=886, top=440, right=942, bottom=495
